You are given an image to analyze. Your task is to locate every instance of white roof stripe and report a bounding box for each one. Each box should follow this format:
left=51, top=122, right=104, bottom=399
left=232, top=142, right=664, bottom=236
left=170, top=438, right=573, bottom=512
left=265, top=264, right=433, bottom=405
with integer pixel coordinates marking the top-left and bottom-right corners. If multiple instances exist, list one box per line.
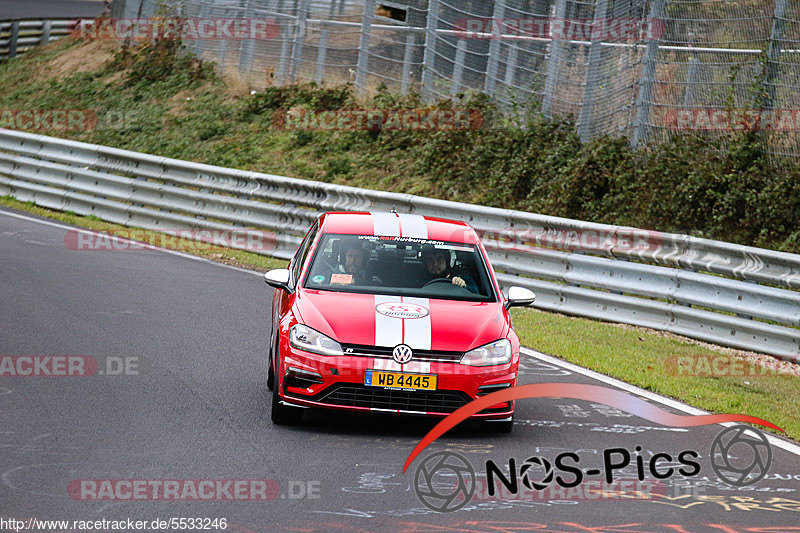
left=370, top=212, right=400, bottom=237
left=397, top=214, right=428, bottom=239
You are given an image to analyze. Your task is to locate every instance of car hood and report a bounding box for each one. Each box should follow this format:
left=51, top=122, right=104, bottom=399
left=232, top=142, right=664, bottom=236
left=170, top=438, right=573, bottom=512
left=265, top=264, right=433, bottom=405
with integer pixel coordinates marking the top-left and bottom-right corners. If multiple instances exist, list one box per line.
left=294, top=289, right=508, bottom=352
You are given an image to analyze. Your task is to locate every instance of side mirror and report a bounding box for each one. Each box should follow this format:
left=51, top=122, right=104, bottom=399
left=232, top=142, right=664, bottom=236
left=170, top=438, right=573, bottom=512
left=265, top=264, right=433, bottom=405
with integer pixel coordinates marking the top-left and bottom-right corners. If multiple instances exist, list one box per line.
left=505, top=286, right=536, bottom=309
left=264, top=269, right=291, bottom=291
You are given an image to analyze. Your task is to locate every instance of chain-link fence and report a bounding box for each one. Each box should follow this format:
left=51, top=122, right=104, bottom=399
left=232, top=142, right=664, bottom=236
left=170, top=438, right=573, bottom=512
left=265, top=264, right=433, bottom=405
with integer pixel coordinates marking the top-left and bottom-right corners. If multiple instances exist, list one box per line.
left=108, top=0, right=799, bottom=158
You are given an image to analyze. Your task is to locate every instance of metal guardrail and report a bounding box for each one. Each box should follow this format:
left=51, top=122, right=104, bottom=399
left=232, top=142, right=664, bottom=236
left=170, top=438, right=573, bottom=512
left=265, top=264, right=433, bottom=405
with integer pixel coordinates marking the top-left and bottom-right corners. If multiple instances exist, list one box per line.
left=0, top=128, right=798, bottom=358
left=0, top=20, right=79, bottom=62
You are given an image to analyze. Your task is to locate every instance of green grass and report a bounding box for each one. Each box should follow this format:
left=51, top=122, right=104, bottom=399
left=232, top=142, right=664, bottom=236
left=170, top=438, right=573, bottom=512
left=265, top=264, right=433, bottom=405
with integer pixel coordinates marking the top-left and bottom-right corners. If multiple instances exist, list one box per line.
left=511, top=307, right=800, bottom=440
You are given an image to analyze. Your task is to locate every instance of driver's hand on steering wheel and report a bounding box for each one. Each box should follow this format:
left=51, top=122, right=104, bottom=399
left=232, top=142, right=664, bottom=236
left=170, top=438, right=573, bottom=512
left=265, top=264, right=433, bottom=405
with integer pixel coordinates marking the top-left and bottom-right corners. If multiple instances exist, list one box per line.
left=451, top=276, right=466, bottom=288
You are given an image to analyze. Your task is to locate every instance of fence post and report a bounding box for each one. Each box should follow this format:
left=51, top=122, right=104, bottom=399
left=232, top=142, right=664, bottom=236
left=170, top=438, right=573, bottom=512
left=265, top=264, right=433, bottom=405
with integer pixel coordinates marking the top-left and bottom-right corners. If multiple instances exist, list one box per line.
left=216, top=4, right=231, bottom=73
left=239, top=0, right=256, bottom=72
left=578, top=0, right=609, bottom=142
left=8, top=21, right=19, bottom=59
left=290, top=0, right=309, bottom=82
left=683, top=55, right=700, bottom=106
left=763, top=0, right=788, bottom=109
left=484, top=0, right=506, bottom=94
left=315, top=26, right=329, bottom=84
left=542, top=0, right=568, bottom=117
left=504, top=43, right=518, bottom=87
left=421, top=0, right=440, bottom=101
left=355, top=0, right=376, bottom=93
left=451, top=39, right=468, bottom=95
left=631, top=0, right=667, bottom=148
left=194, top=1, right=210, bottom=58
left=400, top=32, right=415, bottom=95
left=277, top=26, right=292, bottom=85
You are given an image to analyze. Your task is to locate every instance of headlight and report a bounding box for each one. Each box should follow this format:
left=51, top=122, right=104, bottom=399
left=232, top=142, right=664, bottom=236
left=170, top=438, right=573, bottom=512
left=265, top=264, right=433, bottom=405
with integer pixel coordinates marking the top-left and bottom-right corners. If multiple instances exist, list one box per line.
left=289, top=324, right=343, bottom=356
left=460, top=339, right=512, bottom=366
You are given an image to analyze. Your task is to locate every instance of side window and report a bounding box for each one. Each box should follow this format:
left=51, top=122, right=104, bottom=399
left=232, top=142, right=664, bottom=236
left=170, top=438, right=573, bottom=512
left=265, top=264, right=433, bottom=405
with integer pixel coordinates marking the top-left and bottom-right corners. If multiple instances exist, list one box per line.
left=290, top=222, right=318, bottom=287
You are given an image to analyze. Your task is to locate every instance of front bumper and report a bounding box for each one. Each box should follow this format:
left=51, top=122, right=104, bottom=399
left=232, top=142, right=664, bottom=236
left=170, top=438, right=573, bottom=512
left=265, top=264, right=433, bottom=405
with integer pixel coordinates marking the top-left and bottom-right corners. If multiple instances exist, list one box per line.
left=277, top=344, right=517, bottom=419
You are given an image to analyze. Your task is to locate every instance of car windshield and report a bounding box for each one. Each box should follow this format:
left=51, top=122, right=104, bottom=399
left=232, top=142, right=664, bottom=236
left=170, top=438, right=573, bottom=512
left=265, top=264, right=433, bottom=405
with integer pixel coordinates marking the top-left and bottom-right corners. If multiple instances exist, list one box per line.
left=303, top=234, right=496, bottom=302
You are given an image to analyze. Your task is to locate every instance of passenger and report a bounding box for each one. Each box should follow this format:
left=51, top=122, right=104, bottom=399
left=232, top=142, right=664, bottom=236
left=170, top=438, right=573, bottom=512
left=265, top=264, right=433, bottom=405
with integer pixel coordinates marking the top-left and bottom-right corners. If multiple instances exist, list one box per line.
left=330, top=242, right=380, bottom=285
left=420, top=245, right=478, bottom=293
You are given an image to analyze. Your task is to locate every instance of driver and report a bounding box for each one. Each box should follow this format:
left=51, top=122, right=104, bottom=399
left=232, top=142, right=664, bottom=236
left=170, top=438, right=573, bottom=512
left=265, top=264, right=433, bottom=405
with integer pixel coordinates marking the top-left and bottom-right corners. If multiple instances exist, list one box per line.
left=421, top=245, right=478, bottom=293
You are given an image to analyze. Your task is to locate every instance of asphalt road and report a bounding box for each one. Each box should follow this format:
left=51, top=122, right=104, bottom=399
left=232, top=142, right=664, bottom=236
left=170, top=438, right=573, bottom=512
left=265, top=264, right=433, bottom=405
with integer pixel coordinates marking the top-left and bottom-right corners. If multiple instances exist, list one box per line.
left=1, top=206, right=799, bottom=533
left=0, top=0, right=105, bottom=20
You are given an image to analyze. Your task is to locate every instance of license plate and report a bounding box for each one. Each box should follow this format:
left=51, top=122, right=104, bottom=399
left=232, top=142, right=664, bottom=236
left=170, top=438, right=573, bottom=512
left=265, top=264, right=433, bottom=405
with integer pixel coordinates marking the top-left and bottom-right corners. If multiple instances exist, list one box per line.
left=365, top=371, right=437, bottom=391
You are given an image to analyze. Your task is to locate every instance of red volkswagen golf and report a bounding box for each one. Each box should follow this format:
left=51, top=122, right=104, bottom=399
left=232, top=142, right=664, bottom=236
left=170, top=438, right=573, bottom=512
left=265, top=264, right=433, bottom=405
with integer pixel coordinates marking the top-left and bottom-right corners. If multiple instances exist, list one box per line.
left=264, top=211, right=535, bottom=432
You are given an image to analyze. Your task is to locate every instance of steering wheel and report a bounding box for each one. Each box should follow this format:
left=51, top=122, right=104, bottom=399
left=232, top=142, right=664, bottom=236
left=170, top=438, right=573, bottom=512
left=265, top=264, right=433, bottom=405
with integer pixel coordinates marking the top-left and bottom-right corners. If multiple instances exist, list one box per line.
left=423, top=277, right=452, bottom=287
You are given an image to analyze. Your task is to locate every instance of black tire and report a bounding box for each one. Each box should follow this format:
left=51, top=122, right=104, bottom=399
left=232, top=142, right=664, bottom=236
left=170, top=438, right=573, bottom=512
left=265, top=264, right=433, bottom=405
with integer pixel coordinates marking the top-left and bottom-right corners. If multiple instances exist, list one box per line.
left=271, top=344, right=302, bottom=425
left=267, top=336, right=275, bottom=391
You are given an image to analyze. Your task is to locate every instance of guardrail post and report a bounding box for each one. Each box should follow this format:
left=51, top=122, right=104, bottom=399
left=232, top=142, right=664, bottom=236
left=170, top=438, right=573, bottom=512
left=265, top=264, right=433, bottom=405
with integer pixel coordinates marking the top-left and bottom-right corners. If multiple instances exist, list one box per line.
left=578, top=0, right=609, bottom=142
left=8, top=20, right=19, bottom=59
left=41, top=20, right=52, bottom=46
left=763, top=0, right=788, bottom=109
left=315, top=26, right=329, bottom=84
left=631, top=0, right=668, bottom=148
left=542, top=0, right=567, bottom=117
left=421, top=0, right=440, bottom=101
left=451, top=38, right=467, bottom=96
left=355, top=0, right=376, bottom=94
left=484, top=0, right=506, bottom=94
left=400, top=32, right=415, bottom=95
left=290, top=0, right=309, bottom=82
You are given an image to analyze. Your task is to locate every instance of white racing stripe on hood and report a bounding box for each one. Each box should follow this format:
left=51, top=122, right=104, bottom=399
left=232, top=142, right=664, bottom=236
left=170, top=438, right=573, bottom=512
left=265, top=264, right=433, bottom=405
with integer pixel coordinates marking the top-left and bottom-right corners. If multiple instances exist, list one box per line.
left=371, top=212, right=400, bottom=236
left=373, top=296, right=432, bottom=373
left=401, top=297, right=431, bottom=351
left=397, top=214, right=428, bottom=239
left=374, top=294, right=403, bottom=348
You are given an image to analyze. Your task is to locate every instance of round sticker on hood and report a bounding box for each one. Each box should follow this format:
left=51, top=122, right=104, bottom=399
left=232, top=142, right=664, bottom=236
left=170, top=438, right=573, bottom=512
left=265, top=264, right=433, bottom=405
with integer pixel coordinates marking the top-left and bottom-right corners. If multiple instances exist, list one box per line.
left=376, top=302, right=430, bottom=319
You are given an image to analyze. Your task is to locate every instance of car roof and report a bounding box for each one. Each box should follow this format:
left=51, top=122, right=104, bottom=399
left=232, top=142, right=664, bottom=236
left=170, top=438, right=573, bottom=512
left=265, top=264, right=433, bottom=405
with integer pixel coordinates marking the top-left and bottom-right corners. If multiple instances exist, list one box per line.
left=318, top=212, right=480, bottom=245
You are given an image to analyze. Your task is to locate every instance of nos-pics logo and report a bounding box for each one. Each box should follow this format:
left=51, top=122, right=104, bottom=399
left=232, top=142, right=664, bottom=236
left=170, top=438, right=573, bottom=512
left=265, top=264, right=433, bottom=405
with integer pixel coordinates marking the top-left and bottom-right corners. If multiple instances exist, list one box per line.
left=402, top=383, right=781, bottom=514
left=413, top=425, right=773, bottom=513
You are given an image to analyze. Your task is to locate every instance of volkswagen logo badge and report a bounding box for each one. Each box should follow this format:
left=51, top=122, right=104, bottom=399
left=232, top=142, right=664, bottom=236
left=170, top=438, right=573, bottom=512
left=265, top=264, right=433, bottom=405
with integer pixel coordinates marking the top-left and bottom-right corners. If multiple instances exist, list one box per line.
left=392, top=344, right=413, bottom=364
